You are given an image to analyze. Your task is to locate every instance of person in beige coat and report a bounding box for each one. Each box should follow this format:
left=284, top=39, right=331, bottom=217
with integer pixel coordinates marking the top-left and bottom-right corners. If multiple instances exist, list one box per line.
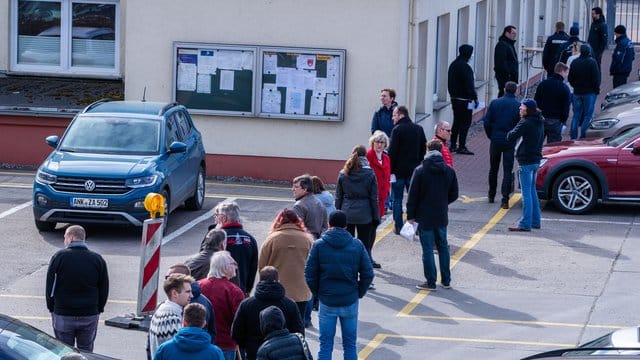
left=259, top=208, right=314, bottom=320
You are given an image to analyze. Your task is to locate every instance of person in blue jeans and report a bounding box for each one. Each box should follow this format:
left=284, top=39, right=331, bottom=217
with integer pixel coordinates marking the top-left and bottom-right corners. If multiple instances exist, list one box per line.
left=506, top=99, right=545, bottom=231
left=567, top=44, right=600, bottom=139
left=304, top=210, right=374, bottom=360
left=406, top=141, right=459, bottom=290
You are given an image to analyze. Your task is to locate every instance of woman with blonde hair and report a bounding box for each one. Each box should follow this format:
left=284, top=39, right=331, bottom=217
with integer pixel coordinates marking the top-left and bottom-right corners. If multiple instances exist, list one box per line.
left=366, top=131, right=391, bottom=218
left=335, top=144, right=380, bottom=269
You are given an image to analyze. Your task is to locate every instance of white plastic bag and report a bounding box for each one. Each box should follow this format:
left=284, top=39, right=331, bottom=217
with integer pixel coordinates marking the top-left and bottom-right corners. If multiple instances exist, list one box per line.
left=400, top=221, right=418, bottom=241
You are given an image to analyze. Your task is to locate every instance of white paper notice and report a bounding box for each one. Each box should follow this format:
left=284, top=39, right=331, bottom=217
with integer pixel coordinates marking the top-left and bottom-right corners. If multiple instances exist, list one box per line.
left=177, top=63, right=197, bottom=91
left=304, top=71, right=316, bottom=90
left=325, top=93, right=339, bottom=115
left=217, top=50, right=242, bottom=70
left=296, top=54, right=316, bottom=70
left=262, top=88, right=282, bottom=113
left=220, top=70, right=235, bottom=91
left=263, top=54, right=277, bottom=74
left=241, top=51, right=253, bottom=70
left=197, top=74, right=211, bottom=93
left=285, top=89, right=305, bottom=114
left=310, top=96, right=325, bottom=115
left=290, top=69, right=307, bottom=89
left=313, top=78, right=327, bottom=96
left=275, top=68, right=291, bottom=87
left=197, top=50, right=217, bottom=74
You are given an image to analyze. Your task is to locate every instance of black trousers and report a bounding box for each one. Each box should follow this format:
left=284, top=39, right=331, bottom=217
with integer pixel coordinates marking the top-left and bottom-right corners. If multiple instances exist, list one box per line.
left=544, top=118, right=563, bottom=144
left=496, top=77, right=507, bottom=97
left=488, top=142, right=515, bottom=202
left=451, top=99, right=472, bottom=148
left=347, top=222, right=374, bottom=261
left=613, top=74, right=628, bottom=89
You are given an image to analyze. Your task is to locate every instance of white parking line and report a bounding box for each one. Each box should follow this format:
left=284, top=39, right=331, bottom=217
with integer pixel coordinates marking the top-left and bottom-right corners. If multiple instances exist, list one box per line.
left=541, top=217, right=638, bottom=226
left=162, top=197, right=236, bottom=246
left=0, top=201, right=32, bottom=219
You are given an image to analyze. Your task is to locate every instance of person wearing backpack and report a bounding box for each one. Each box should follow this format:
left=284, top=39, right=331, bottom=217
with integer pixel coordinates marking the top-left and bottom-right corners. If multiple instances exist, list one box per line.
left=610, top=25, right=635, bottom=88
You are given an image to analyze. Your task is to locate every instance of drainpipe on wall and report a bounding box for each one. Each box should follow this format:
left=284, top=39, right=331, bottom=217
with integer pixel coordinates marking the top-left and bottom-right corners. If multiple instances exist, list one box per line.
left=486, top=0, right=497, bottom=102
left=402, top=0, right=416, bottom=117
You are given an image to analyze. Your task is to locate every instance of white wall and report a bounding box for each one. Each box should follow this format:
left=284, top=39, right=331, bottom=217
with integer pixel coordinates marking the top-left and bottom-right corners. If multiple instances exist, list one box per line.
left=124, top=0, right=403, bottom=161
left=0, top=0, right=9, bottom=71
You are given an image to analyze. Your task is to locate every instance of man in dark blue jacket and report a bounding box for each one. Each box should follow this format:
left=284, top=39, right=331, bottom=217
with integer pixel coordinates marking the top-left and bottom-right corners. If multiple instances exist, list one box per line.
left=588, top=7, right=608, bottom=69
left=535, top=62, right=572, bottom=144
left=406, top=141, right=459, bottom=291
left=542, top=21, right=569, bottom=75
left=483, top=81, right=520, bottom=209
left=305, top=210, right=374, bottom=360
left=568, top=44, right=600, bottom=139
left=447, top=44, right=478, bottom=155
left=494, top=25, right=519, bottom=97
left=610, top=25, right=635, bottom=88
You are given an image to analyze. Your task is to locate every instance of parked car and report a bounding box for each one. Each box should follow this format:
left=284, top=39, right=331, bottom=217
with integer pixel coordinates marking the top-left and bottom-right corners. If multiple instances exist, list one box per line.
left=33, top=100, right=206, bottom=231
left=536, top=126, right=640, bottom=214
left=589, top=100, right=640, bottom=139
left=601, top=81, right=640, bottom=110
left=0, top=313, right=117, bottom=359
left=522, top=326, right=640, bottom=359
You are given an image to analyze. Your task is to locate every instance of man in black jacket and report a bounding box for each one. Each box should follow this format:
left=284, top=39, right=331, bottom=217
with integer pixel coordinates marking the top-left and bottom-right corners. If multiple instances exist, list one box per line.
left=406, top=141, right=459, bottom=291
left=588, top=7, right=608, bottom=69
left=45, top=225, right=109, bottom=352
left=494, top=25, right=519, bottom=97
left=535, top=62, right=572, bottom=144
left=483, top=81, right=520, bottom=209
left=568, top=44, right=601, bottom=139
left=387, top=105, right=427, bottom=234
left=542, top=21, right=570, bottom=75
left=232, top=266, right=304, bottom=360
left=448, top=44, right=478, bottom=155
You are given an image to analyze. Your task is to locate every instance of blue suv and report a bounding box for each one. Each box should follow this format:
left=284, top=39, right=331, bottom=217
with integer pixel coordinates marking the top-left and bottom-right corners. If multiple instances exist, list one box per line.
left=33, top=100, right=206, bottom=231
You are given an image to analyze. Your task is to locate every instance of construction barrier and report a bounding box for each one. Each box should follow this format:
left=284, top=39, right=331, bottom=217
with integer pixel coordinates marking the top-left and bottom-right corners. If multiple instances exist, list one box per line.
left=136, top=193, right=165, bottom=315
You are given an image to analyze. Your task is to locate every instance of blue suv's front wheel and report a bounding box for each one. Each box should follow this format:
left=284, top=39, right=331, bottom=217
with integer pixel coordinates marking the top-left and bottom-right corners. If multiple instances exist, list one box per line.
left=185, top=166, right=205, bottom=211
left=35, top=219, right=56, bottom=232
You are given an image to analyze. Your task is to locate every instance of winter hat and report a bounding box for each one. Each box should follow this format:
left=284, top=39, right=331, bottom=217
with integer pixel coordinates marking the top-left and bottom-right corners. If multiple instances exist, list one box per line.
left=329, top=210, right=347, bottom=228
left=570, top=23, right=579, bottom=36
left=259, top=305, right=285, bottom=335
left=459, top=44, right=474, bottom=59
left=522, top=99, right=537, bottom=111
left=615, top=25, right=626, bottom=35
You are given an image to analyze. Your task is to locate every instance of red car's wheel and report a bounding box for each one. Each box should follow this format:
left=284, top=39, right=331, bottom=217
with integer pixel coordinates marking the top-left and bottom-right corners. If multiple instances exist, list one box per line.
left=552, top=170, right=598, bottom=214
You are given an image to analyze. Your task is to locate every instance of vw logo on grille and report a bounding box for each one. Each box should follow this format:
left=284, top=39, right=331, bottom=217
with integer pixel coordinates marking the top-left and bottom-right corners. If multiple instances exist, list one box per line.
left=84, top=180, right=96, bottom=192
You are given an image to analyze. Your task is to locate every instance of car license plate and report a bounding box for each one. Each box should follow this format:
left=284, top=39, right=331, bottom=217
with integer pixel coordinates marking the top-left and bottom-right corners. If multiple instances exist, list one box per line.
left=70, top=197, right=108, bottom=208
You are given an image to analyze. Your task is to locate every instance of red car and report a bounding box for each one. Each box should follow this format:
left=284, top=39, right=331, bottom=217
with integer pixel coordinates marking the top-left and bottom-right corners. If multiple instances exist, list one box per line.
left=536, top=127, right=640, bottom=214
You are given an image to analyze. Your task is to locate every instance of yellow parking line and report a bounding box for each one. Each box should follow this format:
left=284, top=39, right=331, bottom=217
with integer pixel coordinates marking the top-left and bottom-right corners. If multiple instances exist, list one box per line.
left=0, top=294, right=136, bottom=304
left=358, top=333, right=388, bottom=359
left=397, top=194, right=522, bottom=317
left=399, top=314, right=625, bottom=330
left=0, top=182, right=31, bottom=188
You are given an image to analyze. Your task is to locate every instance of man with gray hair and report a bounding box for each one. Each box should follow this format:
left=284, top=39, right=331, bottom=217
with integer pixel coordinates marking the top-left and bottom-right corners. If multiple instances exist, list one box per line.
left=186, top=228, right=227, bottom=280
left=210, top=201, right=258, bottom=295
left=432, top=121, right=453, bottom=167
left=46, top=225, right=109, bottom=352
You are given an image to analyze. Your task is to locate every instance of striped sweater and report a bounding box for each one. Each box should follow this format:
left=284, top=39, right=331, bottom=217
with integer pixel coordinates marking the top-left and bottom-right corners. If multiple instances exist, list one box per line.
left=149, top=300, right=183, bottom=356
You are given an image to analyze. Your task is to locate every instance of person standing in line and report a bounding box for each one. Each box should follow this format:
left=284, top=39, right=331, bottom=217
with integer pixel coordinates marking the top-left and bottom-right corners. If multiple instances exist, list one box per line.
left=209, top=202, right=258, bottom=296
left=494, top=25, right=519, bottom=97
left=542, top=21, right=569, bottom=75
left=535, top=62, right=572, bottom=144
left=506, top=99, right=545, bottom=232
left=255, top=306, right=313, bottom=360
left=311, top=175, right=336, bottom=217
left=366, top=130, right=391, bottom=218
left=370, top=88, right=398, bottom=137
left=610, top=25, right=635, bottom=88
left=447, top=44, right=478, bottom=155
left=588, top=6, right=608, bottom=70
left=154, top=303, right=225, bottom=360
left=186, top=228, right=227, bottom=281
left=45, top=225, right=109, bottom=352
left=231, top=267, right=305, bottom=360
left=199, top=251, right=245, bottom=360
left=483, top=81, right=521, bottom=209
left=292, top=174, right=329, bottom=240
left=406, top=141, right=459, bottom=291
left=432, top=121, right=454, bottom=167
left=387, top=105, right=427, bottom=235
left=305, top=210, right=374, bottom=360
left=148, top=273, right=194, bottom=356
left=259, top=209, right=314, bottom=322
left=568, top=44, right=601, bottom=139
left=336, top=144, right=380, bottom=270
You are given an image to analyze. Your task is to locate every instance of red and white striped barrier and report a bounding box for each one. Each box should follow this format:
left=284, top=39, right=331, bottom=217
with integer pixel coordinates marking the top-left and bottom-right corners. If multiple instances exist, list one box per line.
left=137, top=217, right=163, bottom=315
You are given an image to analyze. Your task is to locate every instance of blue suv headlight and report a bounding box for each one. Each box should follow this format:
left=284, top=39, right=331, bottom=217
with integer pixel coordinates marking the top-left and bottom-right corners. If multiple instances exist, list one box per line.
left=35, top=168, right=57, bottom=184
left=125, top=175, right=158, bottom=188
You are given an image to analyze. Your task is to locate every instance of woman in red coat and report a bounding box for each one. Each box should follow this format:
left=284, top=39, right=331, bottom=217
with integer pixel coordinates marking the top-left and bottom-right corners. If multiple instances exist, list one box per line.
left=366, top=130, right=391, bottom=218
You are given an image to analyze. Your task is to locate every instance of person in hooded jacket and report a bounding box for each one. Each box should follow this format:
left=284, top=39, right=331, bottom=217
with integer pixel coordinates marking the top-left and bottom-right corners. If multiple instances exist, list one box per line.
left=154, top=303, right=224, bottom=360
left=610, top=25, right=635, bottom=88
left=447, top=44, right=479, bottom=155
left=305, top=210, right=374, bottom=360
left=256, top=306, right=312, bottom=360
left=494, top=25, right=519, bottom=97
left=406, top=141, right=459, bottom=291
left=335, top=144, right=380, bottom=270
left=231, top=266, right=305, bottom=360
left=506, top=99, right=545, bottom=232
left=568, top=44, right=600, bottom=139
left=588, top=7, right=608, bottom=69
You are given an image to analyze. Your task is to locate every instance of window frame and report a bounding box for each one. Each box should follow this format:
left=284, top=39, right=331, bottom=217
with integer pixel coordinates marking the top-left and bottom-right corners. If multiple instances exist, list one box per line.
left=9, top=0, right=121, bottom=78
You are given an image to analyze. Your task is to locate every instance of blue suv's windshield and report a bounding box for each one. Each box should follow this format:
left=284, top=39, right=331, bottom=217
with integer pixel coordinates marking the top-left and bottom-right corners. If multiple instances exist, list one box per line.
left=59, top=117, right=161, bottom=155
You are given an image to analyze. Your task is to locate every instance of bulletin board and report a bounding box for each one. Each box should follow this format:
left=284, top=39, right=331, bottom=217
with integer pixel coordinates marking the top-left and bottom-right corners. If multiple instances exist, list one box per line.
left=172, top=43, right=257, bottom=116
left=258, top=47, right=346, bottom=121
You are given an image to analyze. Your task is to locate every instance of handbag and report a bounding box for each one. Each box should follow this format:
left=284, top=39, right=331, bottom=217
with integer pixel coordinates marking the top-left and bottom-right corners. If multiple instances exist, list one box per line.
left=400, top=221, right=418, bottom=241
left=294, top=332, right=313, bottom=360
